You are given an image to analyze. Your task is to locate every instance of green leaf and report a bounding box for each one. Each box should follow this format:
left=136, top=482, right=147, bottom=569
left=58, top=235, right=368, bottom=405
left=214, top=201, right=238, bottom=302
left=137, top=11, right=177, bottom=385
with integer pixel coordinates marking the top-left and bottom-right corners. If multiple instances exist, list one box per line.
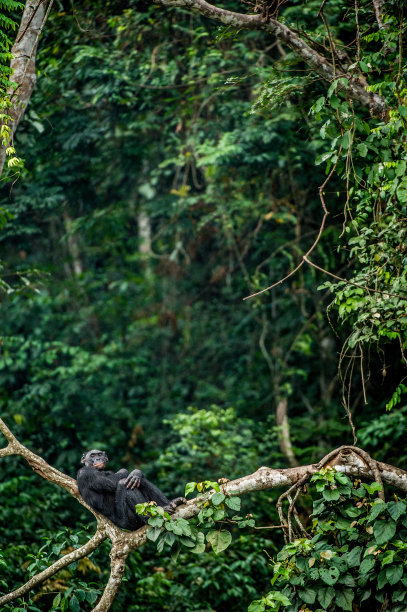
left=335, top=472, right=351, bottom=486
left=386, top=565, right=403, bottom=585
left=52, top=593, right=62, bottom=609
left=75, top=589, right=86, bottom=602
left=330, top=94, right=340, bottom=109
left=359, top=555, right=376, bottom=574
left=381, top=549, right=396, bottom=566
left=86, top=591, right=98, bottom=605
left=298, top=587, right=316, bottom=605
left=344, top=546, right=361, bottom=568
left=387, top=501, right=406, bottom=521
left=190, top=532, right=205, bottom=554
left=69, top=595, right=80, bottom=612
left=163, top=531, right=175, bottom=547
left=397, top=178, right=407, bottom=203
left=317, top=586, right=335, bottom=609
left=225, top=496, right=241, bottom=511
left=320, top=566, right=340, bottom=585
left=175, top=518, right=192, bottom=536
left=185, top=482, right=196, bottom=497
left=206, top=529, right=232, bottom=554
left=335, top=589, right=354, bottom=611
left=399, top=105, right=407, bottom=118
left=213, top=508, right=226, bottom=521
left=211, top=492, right=225, bottom=506
left=396, top=160, right=406, bottom=177
left=341, top=130, right=352, bottom=150
left=248, top=601, right=265, bottom=612
left=373, top=519, right=397, bottom=545
left=367, top=501, right=387, bottom=522
left=378, top=569, right=388, bottom=589
left=361, top=482, right=382, bottom=495
left=323, top=488, right=340, bottom=501
left=148, top=516, right=164, bottom=528
left=180, top=536, right=196, bottom=547
left=313, top=96, right=326, bottom=113
left=147, top=526, right=162, bottom=542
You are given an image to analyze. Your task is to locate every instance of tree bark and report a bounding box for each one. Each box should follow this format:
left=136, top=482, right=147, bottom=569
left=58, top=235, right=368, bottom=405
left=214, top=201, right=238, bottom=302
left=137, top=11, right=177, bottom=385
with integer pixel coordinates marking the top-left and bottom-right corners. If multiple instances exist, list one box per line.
left=276, top=398, right=298, bottom=467
left=63, top=210, right=83, bottom=276
left=0, top=0, right=51, bottom=176
left=2, top=417, right=407, bottom=611
left=151, top=0, right=388, bottom=116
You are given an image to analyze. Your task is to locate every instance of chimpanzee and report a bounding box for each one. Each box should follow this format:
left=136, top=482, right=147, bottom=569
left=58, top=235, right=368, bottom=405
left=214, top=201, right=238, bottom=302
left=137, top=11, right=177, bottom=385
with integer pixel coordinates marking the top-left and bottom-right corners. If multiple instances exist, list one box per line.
left=77, top=449, right=186, bottom=530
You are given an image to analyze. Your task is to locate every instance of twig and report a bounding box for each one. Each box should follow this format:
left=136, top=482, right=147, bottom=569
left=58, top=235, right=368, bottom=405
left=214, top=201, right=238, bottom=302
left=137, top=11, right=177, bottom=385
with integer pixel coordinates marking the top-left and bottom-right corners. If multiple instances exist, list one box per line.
left=244, top=147, right=342, bottom=300
left=304, top=256, right=407, bottom=301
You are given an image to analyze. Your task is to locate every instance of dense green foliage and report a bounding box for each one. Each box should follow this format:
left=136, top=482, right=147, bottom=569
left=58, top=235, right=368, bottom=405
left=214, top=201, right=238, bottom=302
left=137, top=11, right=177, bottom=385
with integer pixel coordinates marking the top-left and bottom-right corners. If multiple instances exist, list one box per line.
left=1, top=0, right=407, bottom=609
left=251, top=470, right=407, bottom=611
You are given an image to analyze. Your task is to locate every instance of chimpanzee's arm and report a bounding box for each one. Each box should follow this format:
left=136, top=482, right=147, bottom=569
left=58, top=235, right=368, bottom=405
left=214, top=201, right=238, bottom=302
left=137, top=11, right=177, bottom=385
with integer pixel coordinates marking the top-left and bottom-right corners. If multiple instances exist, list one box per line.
left=87, top=469, right=129, bottom=493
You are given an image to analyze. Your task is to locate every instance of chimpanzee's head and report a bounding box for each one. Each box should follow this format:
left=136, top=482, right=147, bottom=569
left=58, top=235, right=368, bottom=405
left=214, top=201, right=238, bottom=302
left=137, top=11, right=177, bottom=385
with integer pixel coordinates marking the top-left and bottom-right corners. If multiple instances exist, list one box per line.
left=81, top=449, right=109, bottom=469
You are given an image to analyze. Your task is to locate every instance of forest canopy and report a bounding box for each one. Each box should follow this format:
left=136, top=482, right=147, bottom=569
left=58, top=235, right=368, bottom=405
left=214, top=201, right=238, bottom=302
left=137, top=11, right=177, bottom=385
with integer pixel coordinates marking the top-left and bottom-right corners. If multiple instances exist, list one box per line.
left=1, top=0, right=407, bottom=610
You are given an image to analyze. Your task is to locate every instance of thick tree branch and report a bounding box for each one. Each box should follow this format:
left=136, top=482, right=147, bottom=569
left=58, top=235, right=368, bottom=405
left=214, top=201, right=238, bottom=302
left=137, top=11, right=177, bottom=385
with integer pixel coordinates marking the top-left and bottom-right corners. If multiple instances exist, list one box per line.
left=150, top=0, right=388, bottom=115
left=92, top=544, right=129, bottom=612
left=2, top=419, right=407, bottom=611
left=0, top=417, right=79, bottom=496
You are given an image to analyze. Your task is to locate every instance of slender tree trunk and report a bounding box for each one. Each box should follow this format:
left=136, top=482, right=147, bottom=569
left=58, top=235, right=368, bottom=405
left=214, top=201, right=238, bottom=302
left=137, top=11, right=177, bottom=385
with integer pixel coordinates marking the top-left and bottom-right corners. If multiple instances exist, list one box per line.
left=276, top=398, right=299, bottom=467
left=63, top=210, right=83, bottom=276
left=0, top=0, right=51, bottom=176
left=138, top=210, right=152, bottom=255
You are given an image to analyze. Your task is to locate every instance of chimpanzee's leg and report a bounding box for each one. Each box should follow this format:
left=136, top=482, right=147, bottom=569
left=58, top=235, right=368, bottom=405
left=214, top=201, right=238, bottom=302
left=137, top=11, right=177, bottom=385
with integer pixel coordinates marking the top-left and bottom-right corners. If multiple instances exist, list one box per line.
left=138, top=478, right=170, bottom=506
left=115, top=480, right=149, bottom=530
left=138, top=479, right=186, bottom=512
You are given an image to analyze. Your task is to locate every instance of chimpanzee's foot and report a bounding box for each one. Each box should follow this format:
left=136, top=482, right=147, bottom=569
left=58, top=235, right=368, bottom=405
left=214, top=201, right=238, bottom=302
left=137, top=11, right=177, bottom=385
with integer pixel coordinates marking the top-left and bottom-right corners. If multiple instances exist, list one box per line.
left=164, top=497, right=187, bottom=514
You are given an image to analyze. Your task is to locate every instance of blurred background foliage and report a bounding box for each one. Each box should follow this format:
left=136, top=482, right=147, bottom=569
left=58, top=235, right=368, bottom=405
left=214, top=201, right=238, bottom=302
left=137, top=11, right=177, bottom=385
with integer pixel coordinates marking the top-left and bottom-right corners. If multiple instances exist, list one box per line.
left=0, top=0, right=406, bottom=609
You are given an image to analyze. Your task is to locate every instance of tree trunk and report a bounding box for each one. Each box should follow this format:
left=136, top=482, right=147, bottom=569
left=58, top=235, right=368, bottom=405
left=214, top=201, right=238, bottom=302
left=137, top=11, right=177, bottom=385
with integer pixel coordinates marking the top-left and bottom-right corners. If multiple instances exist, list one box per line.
left=276, top=398, right=298, bottom=467
left=0, top=0, right=50, bottom=176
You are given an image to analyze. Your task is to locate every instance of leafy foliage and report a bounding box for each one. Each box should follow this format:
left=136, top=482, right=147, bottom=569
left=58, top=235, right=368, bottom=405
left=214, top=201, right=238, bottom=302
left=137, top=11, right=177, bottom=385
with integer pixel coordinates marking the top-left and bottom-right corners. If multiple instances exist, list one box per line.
left=256, top=470, right=407, bottom=611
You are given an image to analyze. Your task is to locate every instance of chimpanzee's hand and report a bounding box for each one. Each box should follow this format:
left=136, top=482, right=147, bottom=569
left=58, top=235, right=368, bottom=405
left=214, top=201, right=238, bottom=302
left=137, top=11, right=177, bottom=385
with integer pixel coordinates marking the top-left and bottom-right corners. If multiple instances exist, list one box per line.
left=124, top=469, right=143, bottom=489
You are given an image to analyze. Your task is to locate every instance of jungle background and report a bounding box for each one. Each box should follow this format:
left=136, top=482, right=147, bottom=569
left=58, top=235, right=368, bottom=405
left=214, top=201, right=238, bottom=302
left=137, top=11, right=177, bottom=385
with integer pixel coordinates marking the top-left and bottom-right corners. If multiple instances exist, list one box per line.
left=1, top=0, right=407, bottom=610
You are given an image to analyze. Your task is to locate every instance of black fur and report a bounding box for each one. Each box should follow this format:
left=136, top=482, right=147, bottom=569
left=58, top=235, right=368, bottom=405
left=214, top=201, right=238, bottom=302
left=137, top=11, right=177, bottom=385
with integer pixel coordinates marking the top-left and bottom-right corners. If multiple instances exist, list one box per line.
left=77, top=463, right=179, bottom=530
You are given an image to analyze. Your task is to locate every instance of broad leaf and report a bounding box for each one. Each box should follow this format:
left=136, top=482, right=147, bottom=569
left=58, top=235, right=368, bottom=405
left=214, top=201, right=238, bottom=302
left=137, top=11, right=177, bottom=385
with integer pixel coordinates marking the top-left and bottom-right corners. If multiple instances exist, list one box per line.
left=335, top=589, right=354, bottom=611
left=320, top=567, right=340, bottom=585
left=317, top=586, right=335, bottom=609
left=206, top=530, right=232, bottom=554
left=373, top=519, right=397, bottom=545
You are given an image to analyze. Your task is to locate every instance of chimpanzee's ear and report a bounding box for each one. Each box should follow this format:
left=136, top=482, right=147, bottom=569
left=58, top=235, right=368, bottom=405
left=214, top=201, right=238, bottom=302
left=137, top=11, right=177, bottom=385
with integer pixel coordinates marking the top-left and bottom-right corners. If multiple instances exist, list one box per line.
left=81, top=452, right=87, bottom=464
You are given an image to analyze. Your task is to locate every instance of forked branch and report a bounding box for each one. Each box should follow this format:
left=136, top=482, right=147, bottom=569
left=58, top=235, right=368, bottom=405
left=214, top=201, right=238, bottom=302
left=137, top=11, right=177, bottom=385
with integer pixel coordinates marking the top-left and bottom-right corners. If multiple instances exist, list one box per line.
left=150, top=0, right=388, bottom=116
left=1, top=419, right=407, bottom=611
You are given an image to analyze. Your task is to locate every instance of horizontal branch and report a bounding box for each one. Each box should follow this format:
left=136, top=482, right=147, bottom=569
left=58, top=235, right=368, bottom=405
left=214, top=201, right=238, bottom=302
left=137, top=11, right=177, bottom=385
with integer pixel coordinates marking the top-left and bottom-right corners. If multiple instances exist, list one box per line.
left=2, top=420, right=407, bottom=611
left=150, top=0, right=388, bottom=115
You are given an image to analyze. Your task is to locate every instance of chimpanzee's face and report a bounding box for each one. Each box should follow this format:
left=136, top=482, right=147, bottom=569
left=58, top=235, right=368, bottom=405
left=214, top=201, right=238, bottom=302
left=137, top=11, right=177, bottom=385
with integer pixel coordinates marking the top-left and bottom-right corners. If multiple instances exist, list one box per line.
left=81, top=449, right=109, bottom=469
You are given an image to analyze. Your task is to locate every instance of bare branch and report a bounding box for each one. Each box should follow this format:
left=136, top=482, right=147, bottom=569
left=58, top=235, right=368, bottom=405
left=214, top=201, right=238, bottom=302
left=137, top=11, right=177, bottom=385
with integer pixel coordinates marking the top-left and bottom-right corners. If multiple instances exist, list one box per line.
left=0, top=530, right=107, bottom=607
left=244, top=146, right=342, bottom=300
left=150, top=0, right=388, bottom=115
